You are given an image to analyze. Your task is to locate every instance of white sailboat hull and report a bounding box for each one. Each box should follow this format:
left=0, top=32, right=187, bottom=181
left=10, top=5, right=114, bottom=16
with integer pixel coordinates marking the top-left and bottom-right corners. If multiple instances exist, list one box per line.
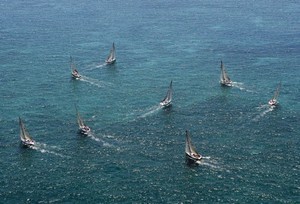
left=185, top=153, right=202, bottom=164
left=21, top=139, right=35, bottom=146
left=72, top=73, right=81, bottom=79
left=268, top=99, right=278, bottom=106
left=185, top=153, right=202, bottom=162
left=220, top=80, right=232, bottom=87
left=79, top=126, right=91, bottom=135
left=105, top=58, right=116, bottom=64
left=160, top=100, right=172, bottom=107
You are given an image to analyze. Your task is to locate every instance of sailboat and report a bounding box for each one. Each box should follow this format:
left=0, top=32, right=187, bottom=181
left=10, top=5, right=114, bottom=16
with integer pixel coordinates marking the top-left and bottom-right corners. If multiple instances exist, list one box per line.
left=76, top=106, right=91, bottom=135
left=220, top=61, right=232, bottom=87
left=105, top=42, right=116, bottom=64
left=70, top=56, right=81, bottom=80
left=160, top=80, right=173, bottom=107
left=185, top=130, right=202, bottom=164
left=19, top=117, right=35, bottom=147
left=268, top=82, right=281, bottom=106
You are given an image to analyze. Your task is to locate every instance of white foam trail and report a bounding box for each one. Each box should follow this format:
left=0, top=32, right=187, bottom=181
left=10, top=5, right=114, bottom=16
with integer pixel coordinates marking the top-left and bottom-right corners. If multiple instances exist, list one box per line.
left=256, top=104, right=269, bottom=110
left=139, top=105, right=162, bottom=118
left=88, top=133, right=113, bottom=147
left=30, top=144, right=68, bottom=158
left=199, top=162, right=219, bottom=169
left=232, top=82, right=254, bottom=92
left=79, top=75, right=113, bottom=88
left=196, top=157, right=220, bottom=169
left=86, top=63, right=107, bottom=71
left=36, top=143, right=62, bottom=150
left=253, top=104, right=274, bottom=121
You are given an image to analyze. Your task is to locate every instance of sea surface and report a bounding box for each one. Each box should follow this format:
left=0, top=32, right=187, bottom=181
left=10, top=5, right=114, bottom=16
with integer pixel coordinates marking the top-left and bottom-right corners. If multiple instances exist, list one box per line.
left=0, top=0, right=299, bottom=203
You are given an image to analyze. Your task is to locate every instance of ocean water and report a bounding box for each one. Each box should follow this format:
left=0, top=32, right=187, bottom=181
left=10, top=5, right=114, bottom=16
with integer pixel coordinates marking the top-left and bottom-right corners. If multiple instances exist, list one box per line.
left=0, top=0, right=299, bottom=203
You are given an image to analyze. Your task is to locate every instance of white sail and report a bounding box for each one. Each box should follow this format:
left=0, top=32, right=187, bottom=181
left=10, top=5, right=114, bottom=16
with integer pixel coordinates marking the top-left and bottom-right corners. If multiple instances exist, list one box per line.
left=220, top=61, right=232, bottom=85
left=75, top=105, right=91, bottom=135
left=269, top=82, right=281, bottom=106
left=19, top=117, right=34, bottom=144
left=75, top=106, right=86, bottom=128
left=185, top=130, right=200, bottom=156
left=70, top=56, right=76, bottom=71
left=220, top=61, right=225, bottom=82
left=70, top=56, right=81, bottom=79
left=106, top=43, right=116, bottom=63
left=272, top=82, right=281, bottom=101
left=160, top=80, right=173, bottom=106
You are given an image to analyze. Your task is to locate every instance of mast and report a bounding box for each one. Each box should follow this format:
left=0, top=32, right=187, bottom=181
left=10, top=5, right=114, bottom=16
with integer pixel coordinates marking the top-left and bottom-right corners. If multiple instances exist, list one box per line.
left=221, top=61, right=231, bottom=82
left=273, top=82, right=281, bottom=100
left=70, top=56, right=77, bottom=72
left=220, top=61, right=225, bottom=82
left=111, top=42, right=115, bottom=59
left=19, top=117, right=26, bottom=140
left=166, top=80, right=173, bottom=101
left=185, top=130, right=191, bottom=154
left=162, top=80, right=173, bottom=102
left=19, top=117, right=32, bottom=141
left=70, top=56, right=73, bottom=71
left=107, top=43, right=115, bottom=61
left=75, top=105, right=85, bottom=127
left=185, top=130, right=199, bottom=155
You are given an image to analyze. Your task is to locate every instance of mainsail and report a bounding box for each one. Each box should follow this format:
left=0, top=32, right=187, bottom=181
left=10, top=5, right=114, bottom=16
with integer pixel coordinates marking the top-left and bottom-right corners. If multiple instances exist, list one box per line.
left=272, top=82, right=281, bottom=101
left=76, top=106, right=86, bottom=128
left=106, top=43, right=116, bottom=63
left=19, top=117, right=33, bottom=142
left=70, top=56, right=77, bottom=72
left=162, top=80, right=173, bottom=102
left=70, top=56, right=81, bottom=79
left=220, top=61, right=231, bottom=83
left=185, top=130, right=200, bottom=157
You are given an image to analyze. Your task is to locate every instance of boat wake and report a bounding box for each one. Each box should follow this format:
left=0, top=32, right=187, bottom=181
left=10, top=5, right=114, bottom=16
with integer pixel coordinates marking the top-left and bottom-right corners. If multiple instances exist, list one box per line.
left=139, top=105, right=162, bottom=118
left=29, top=142, right=69, bottom=158
left=86, top=63, right=107, bottom=71
left=196, top=156, right=220, bottom=169
left=87, top=133, right=113, bottom=147
left=79, top=75, right=112, bottom=88
left=232, top=82, right=253, bottom=92
left=253, top=104, right=274, bottom=121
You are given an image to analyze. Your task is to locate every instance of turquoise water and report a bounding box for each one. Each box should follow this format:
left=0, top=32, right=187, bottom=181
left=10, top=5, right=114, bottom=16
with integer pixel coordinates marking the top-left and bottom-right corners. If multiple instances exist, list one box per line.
left=1, top=0, right=299, bottom=203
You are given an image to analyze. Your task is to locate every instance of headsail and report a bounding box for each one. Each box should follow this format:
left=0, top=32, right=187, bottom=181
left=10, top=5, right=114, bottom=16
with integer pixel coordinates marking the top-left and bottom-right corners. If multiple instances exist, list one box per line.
left=220, top=61, right=232, bottom=86
left=75, top=106, right=86, bottom=128
left=185, top=130, right=200, bottom=157
left=75, top=105, right=91, bottom=135
left=106, top=42, right=116, bottom=64
left=162, top=80, right=173, bottom=103
left=19, top=117, right=34, bottom=143
left=70, top=56, right=78, bottom=72
left=268, top=82, right=282, bottom=106
left=272, top=82, right=281, bottom=101
left=70, top=56, right=81, bottom=79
